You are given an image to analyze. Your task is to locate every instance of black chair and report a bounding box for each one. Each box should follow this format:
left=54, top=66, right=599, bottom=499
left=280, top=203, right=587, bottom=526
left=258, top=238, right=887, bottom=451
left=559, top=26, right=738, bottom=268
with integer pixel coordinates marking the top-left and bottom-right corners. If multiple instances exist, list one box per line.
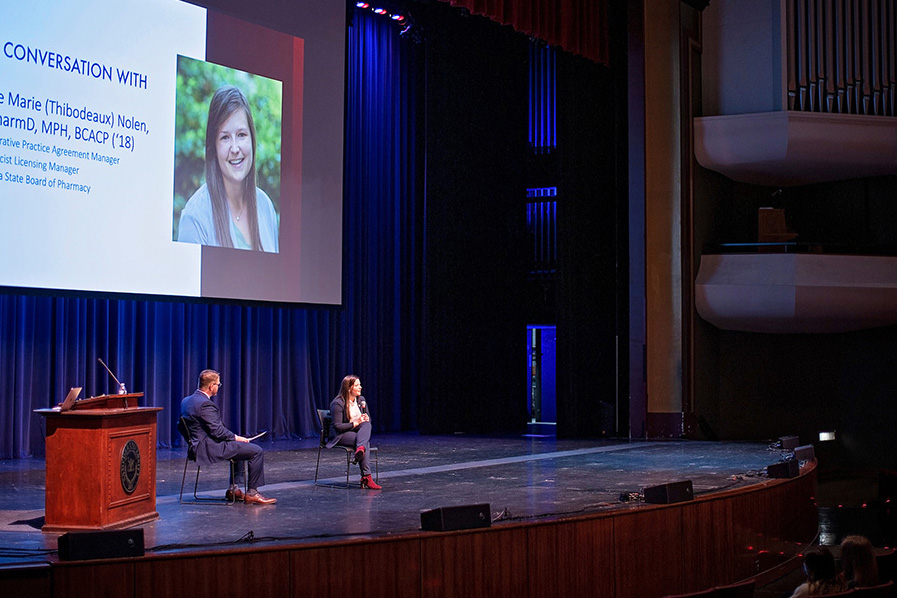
left=177, top=416, right=246, bottom=504
left=314, top=409, right=378, bottom=489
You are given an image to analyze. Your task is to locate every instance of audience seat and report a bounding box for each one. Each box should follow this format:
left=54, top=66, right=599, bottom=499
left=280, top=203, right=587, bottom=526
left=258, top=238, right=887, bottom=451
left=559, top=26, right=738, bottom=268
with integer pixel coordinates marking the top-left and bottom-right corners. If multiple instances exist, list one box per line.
left=662, top=589, right=716, bottom=598
left=854, top=580, right=896, bottom=598
left=662, top=577, right=756, bottom=597
left=814, top=589, right=856, bottom=597
left=878, top=549, right=897, bottom=584
left=713, top=579, right=756, bottom=597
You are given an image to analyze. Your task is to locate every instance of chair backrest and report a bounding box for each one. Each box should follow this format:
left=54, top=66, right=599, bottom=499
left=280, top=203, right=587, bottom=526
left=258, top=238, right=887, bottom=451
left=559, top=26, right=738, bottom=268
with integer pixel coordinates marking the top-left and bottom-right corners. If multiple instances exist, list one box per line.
left=177, top=416, right=196, bottom=461
left=854, top=580, right=896, bottom=598
left=316, top=409, right=331, bottom=447
left=662, top=588, right=716, bottom=598
left=714, top=579, right=756, bottom=598
left=878, top=550, right=897, bottom=584
left=814, top=589, right=857, bottom=597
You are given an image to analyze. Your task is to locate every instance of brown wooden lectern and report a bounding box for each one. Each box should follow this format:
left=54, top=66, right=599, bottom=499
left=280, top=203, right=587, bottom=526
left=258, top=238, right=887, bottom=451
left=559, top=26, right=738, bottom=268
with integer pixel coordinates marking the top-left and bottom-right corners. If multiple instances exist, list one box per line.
left=36, top=393, right=162, bottom=532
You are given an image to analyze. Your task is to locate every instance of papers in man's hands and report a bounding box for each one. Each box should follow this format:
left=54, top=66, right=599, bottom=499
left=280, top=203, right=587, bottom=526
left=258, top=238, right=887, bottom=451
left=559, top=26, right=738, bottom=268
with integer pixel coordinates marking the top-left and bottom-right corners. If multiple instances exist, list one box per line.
left=246, top=431, right=267, bottom=442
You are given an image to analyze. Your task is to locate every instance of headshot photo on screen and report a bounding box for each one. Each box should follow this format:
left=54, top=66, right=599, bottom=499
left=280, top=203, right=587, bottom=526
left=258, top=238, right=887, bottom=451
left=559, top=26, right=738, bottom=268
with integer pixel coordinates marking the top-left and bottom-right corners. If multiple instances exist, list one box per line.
left=173, top=56, right=282, bottom=252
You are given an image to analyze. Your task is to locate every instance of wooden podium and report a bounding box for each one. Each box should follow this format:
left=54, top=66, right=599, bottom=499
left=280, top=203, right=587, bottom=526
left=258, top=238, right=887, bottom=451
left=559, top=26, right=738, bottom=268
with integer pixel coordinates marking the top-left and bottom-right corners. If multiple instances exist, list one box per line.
left=36, top=393, right=162, bottom=533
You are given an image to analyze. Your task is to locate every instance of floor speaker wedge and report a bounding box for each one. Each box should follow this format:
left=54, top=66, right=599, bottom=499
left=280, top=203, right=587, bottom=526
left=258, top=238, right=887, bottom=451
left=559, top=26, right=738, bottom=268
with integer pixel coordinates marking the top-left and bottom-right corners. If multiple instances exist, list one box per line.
left=779, top=435, right=800, bottom=450
left=420, top=503, right=491, bottom=531
left=767, top=460, right=800, bottom=479
left=643, top=480, right=694, bottom=504
left=793, top=444, right=815, bottom=461
left=57, top=529, right=145, bottom=561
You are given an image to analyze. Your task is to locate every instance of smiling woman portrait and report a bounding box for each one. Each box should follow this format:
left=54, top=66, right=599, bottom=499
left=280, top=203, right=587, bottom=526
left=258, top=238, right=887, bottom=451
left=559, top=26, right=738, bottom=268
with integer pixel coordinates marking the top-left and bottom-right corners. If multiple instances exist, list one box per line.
left=177, top=84, right=279, bottom=252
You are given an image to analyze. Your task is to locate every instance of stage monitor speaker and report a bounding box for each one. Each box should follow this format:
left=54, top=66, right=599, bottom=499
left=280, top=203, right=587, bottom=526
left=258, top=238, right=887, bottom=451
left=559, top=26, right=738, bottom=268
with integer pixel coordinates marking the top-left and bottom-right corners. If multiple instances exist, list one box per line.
left=58, top=529, right=145, bottom=561
left=779, top=435, right=800, bottom=450
left=420, top=504, right=491, bottom=532
left=767, top=460, right=800, bottom=479
left=793, top=444, right=815, bottom=462
left=644, top=480, right=693, bottom=504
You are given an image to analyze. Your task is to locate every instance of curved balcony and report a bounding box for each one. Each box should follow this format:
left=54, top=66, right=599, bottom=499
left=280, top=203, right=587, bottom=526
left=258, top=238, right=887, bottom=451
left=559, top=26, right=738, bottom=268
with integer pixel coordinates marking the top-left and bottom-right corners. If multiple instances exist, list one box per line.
left=694, top=112, right=897, bottom=186
left=695, top=252, right=897, bottom=333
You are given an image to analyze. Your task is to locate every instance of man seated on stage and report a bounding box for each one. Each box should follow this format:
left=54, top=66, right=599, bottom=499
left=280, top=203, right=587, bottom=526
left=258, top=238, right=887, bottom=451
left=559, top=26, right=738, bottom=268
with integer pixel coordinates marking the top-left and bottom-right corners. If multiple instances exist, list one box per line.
left=180, top=369, right=276, bottom=505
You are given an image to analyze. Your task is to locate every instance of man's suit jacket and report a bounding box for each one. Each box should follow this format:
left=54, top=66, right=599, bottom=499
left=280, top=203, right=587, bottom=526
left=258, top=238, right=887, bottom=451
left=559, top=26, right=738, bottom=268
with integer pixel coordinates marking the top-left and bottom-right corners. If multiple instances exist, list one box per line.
left=180, top=389, right=236, bottom=466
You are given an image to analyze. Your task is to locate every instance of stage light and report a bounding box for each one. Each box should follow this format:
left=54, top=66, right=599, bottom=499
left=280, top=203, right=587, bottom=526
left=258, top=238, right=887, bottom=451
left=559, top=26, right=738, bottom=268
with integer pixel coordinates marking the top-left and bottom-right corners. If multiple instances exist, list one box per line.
left=819, top=430, right=836, bottom=441
left=355, top=2, right=413, bottom=33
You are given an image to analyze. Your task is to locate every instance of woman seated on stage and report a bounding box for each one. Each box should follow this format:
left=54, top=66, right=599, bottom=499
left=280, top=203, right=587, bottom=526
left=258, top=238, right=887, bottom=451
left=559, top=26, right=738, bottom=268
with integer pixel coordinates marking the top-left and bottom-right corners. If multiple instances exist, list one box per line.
left=327, top=375, right=381, bottom=489
left=788, top=546, right=845, bottom=598
left=841, top=535, right=880, bottom=589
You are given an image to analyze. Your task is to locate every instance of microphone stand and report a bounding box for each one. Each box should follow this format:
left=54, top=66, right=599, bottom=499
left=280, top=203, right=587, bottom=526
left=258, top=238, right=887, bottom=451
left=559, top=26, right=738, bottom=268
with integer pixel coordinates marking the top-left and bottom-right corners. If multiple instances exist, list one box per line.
left=98, top=358, right=127, bottom=395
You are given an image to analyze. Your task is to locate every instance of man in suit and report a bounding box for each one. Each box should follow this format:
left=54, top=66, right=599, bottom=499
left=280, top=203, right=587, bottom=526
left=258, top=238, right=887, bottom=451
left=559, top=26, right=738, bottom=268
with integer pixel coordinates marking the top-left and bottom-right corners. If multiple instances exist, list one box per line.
left=180, top=369, right=276, bottom=504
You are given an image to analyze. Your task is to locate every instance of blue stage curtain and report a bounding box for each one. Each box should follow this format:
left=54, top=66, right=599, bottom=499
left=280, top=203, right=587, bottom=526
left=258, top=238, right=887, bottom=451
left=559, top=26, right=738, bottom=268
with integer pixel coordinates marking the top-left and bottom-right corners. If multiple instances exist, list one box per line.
left=344, top=11, right=423, bottom=434
left=0, top=10, right=420, bottom=459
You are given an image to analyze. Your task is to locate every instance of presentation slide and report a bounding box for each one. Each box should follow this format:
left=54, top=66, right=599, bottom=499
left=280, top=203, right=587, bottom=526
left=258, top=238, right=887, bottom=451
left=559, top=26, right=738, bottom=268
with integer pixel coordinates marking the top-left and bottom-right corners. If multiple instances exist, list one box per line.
left=0, top=0, right=345, bottom=305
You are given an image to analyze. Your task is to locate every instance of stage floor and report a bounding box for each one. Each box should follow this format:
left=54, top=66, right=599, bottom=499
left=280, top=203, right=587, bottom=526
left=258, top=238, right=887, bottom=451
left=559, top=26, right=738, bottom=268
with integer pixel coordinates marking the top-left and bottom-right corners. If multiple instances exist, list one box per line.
left=0, top=434, right=793, bottom=565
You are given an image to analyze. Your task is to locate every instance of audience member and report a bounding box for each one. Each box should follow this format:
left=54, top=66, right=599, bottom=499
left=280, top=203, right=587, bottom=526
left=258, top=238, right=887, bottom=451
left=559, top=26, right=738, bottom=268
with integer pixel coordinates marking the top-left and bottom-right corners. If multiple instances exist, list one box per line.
left=841, top=534, right=879, bottom=589
left=788, top=546, right=846, bottom=598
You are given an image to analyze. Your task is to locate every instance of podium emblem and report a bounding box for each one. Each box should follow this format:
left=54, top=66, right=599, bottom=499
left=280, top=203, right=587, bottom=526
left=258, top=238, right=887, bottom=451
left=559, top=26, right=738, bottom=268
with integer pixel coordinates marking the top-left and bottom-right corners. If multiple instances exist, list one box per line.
left=120, top=440, right=141, bottom=494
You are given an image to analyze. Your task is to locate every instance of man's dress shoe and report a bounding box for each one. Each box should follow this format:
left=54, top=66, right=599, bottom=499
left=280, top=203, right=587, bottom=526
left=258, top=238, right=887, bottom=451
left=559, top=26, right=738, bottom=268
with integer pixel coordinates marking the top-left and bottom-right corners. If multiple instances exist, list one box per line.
left=244, top=492, right=277, bottom=505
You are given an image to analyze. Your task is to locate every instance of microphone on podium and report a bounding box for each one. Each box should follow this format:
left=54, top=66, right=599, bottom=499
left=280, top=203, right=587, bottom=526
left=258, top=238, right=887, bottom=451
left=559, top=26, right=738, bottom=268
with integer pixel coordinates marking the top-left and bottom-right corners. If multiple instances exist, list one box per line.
left=98, top=358, right=128, bottom=394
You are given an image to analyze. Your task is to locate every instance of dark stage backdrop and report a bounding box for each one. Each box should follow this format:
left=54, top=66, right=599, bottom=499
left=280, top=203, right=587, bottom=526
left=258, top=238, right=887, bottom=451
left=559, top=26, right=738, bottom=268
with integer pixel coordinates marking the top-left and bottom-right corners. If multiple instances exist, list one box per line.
left=417, top=2, right=530, bottom=435
left=0, top=11, right=422, bottom=459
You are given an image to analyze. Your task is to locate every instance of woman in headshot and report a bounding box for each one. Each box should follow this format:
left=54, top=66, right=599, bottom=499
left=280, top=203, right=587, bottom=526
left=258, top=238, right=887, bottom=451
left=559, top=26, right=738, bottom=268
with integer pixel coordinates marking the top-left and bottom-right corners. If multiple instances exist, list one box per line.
left=841, top=535, right=880, bottom=589
left=178, top=84, right=279, bottom=252
left=788, top=546, right=845, bottom=597
left=327, top=375, right=381, bottom=489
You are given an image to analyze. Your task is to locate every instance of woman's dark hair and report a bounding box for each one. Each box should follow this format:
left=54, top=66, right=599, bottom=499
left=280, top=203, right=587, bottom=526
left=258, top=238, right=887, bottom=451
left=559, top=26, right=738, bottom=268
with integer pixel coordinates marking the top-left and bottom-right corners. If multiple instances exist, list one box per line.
left=204, top=85, right=262, bottom=250
left=802, top=547, right=845, bottom=595
left=803, top=547, right=838, bottom=581
left=841, top=535, right=879, bottom=588
left=338, top=375, right=360, bottom=420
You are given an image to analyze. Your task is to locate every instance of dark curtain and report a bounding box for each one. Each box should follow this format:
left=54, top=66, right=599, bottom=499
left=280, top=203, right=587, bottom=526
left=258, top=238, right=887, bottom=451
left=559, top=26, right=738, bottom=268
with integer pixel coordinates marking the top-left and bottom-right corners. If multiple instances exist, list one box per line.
left=0, top=10, right=421, bottom=460
left=416, top=2, right=531, bottom=435
left=447, top=0, right=610, bottom=65
left=554, top=54, right=623, bottom=438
